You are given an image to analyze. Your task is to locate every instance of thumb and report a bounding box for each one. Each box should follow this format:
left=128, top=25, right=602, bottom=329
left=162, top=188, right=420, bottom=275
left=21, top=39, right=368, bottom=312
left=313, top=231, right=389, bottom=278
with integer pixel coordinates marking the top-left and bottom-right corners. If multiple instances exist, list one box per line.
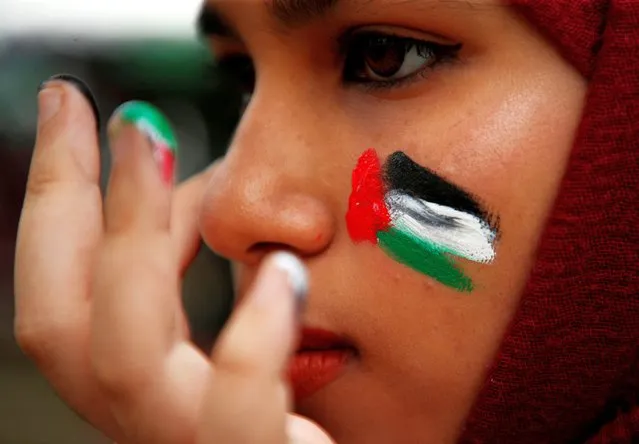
left=198, top=252, right=308, bottom=444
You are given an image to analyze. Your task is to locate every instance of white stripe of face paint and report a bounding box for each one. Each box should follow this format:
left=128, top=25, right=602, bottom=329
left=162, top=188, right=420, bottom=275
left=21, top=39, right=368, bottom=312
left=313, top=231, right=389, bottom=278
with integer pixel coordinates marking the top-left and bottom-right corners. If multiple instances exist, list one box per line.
left=385, top=190, right=497, bottom=263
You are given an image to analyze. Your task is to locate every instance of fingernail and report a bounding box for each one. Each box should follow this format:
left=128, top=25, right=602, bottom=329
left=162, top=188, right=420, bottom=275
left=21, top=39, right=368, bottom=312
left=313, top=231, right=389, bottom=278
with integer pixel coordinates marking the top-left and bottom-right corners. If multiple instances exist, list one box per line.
left=110, top=101, right=178, bottom=185
left=252, top=252, right=309, bottom=316
left=37, top=86, right=63, bottom=127
left=39, top=74, right=101, bottom=130
left=271, top=251, right=309, bottom=313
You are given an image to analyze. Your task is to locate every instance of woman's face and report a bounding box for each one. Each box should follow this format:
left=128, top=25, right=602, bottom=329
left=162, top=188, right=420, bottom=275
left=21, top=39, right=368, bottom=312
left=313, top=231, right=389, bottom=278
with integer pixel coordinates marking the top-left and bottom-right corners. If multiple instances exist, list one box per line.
left=198, top=1, right=586, bottom=442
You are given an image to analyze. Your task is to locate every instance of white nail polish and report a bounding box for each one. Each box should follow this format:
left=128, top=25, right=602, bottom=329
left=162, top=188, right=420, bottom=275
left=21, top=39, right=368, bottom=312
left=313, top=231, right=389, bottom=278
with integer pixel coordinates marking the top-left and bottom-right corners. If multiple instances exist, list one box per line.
left=272, top=251, right=309, bottom=307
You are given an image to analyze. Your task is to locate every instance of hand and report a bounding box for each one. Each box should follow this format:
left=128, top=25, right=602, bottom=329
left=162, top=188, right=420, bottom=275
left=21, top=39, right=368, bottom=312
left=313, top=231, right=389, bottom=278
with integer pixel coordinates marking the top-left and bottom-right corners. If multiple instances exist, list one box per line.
left=14, top=75, right=334, bottom=444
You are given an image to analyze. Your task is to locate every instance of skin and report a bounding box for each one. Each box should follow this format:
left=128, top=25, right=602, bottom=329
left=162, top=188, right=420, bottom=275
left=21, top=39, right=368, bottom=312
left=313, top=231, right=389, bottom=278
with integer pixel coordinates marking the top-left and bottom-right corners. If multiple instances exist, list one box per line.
left=15, top=84, right=331, bottom=444
left=14, top=0, right=586, bottom=443
left=200, top=0, right=586, bottom=442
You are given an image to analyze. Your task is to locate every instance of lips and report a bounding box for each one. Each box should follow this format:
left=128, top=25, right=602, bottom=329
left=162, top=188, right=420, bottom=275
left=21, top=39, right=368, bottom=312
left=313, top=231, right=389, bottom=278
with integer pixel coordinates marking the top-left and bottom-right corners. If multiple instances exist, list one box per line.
left=287, top=328, right=355, bottom=401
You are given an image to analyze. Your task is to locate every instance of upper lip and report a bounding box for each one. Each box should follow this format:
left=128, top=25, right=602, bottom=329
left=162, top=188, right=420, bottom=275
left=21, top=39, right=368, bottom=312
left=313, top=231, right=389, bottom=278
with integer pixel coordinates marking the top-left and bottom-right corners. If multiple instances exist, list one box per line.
left=296, top=327, right=355, bottom=352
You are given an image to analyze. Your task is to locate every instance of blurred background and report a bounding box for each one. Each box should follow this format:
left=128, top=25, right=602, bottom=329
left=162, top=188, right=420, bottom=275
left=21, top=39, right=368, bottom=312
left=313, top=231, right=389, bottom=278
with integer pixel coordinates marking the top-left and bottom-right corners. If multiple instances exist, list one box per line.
left=1, top=1, right=240, bottom=442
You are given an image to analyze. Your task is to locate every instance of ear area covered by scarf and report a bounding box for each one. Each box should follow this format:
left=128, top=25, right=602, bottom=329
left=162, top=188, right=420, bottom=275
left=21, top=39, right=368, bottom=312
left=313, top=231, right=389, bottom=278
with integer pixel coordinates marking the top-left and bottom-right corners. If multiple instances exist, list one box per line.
left=461, top=1, right=639, bottom=443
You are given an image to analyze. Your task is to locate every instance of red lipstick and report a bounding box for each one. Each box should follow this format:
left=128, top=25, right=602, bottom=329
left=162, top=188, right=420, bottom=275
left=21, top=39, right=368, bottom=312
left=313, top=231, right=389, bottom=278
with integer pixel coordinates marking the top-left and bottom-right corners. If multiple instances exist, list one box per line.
left=287, top=328, right=355, bottom=401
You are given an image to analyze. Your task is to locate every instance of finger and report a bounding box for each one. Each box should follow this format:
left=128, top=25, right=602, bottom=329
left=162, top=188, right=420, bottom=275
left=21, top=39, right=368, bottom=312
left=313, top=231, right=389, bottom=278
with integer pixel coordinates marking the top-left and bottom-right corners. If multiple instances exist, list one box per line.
left=104, top=101, right=177, bottom=235
left=13, top=74, right=120, bottom=439
left=15, top=74, right=102, bottom=369
left=172, top=159, right=222, bottom=272
left=172, top=170, right=208, bottom=272
left=91, top=102, right=194, bottom=442
left=92, top=101, right=179, bottom=385
left=197, top=252, right=308, bottom=444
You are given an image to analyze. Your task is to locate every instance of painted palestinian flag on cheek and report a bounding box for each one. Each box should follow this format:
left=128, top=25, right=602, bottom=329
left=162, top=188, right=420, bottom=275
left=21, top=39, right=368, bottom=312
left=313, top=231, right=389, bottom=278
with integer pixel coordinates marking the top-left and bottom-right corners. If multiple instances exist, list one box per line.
left=346, top=149, right=499, bottom=293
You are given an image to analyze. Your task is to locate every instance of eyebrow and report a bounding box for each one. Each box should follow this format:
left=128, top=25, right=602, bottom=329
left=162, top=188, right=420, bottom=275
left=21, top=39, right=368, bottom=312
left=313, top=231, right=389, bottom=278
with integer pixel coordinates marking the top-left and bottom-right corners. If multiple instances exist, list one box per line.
left=197, top=0, right=339, bottom=37
left=197, top=0, right=499, bottom=38
left=268, top=0, right=339, bottom=23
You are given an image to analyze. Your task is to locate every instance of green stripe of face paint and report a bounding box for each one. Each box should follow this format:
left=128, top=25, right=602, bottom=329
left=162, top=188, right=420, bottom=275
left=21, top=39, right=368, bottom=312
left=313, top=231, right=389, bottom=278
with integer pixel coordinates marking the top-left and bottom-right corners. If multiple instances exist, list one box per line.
left=377, top=227, right=474, bottom=292
left=116, top=101, right=178, bottom=152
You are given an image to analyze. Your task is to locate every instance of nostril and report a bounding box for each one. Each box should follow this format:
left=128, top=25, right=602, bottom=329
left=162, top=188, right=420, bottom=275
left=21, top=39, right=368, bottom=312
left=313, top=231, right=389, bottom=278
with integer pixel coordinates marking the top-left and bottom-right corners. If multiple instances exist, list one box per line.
left=201, top=188, right=335, bottom=263
left=248, top=242, right=297, bottom=257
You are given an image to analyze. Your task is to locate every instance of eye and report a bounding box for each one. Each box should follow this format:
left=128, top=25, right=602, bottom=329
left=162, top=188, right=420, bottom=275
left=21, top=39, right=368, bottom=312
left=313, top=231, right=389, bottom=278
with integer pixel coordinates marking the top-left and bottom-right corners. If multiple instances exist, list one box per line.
left=210, top=53, right=255, bottom=114
left=343, top=32, right=461, bottom=86
left=215, top=54, right=255, bottom=96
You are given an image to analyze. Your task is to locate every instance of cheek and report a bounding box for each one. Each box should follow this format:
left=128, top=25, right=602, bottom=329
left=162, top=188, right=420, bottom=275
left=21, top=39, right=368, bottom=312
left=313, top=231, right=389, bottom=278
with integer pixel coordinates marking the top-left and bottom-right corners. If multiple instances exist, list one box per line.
left=364, top=69, right=585, bottom=265
left=340, top=65, right=585, bottom=382
left=440, top=76, right=586, bottom=293
left=440, top=81, right=585, bottom=206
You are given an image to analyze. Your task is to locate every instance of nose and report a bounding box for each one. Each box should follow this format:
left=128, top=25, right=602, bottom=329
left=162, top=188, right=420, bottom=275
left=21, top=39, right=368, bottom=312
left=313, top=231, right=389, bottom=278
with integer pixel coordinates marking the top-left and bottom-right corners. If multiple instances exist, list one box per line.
left=199, top=93, right=337, bottom=264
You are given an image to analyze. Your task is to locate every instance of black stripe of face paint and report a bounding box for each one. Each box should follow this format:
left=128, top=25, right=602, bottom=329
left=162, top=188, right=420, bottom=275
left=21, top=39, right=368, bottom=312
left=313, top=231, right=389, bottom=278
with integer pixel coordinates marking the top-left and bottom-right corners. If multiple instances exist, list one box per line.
left=383, top=152, right=493, bottom=224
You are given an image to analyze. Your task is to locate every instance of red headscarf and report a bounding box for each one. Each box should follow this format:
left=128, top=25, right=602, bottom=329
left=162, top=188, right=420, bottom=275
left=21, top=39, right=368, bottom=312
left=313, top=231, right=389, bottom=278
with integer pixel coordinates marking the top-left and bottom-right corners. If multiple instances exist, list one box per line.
left=460, top=1, right=639, bottom=442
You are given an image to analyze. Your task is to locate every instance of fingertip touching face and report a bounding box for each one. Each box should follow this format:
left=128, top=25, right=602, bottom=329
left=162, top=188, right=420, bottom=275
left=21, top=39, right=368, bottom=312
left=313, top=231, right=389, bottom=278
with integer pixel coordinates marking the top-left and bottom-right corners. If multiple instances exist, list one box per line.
left=197, top=0, right=586, bottom=442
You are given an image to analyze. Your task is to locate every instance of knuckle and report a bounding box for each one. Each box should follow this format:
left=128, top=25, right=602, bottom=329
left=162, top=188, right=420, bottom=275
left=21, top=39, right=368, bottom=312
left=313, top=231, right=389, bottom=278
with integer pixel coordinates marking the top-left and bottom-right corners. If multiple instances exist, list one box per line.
left=14, top=316, right=68, bottom=365
left=13, top=322, right=42, bottom=360
left=25, top=156, right=61, bottom=198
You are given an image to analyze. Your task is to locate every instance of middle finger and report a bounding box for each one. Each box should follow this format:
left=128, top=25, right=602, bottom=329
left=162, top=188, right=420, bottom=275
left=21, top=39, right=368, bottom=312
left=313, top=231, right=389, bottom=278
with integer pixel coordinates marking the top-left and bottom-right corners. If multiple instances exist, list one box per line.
left=91, top=103, right=192, bottom=442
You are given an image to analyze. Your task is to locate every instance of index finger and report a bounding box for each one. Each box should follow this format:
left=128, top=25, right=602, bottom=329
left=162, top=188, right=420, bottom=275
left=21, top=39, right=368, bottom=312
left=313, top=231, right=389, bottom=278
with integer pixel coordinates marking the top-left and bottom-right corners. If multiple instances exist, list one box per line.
left=15, top=75, right=103, bottom=348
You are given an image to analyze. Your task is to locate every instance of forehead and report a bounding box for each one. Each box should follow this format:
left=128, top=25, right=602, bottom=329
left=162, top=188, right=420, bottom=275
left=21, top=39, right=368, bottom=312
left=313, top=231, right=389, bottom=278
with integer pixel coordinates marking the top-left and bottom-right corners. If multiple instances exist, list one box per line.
left=266, top=0, right=338, bottom=22
left=201, top=0, right=504, bottom=32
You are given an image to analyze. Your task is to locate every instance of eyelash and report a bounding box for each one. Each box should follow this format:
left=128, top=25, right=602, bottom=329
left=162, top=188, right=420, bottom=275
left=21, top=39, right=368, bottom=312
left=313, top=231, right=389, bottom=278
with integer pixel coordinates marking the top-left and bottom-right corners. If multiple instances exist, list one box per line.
left=212, top=31, right=462, bottom=95
left=341, top=32, right=462, bottom=90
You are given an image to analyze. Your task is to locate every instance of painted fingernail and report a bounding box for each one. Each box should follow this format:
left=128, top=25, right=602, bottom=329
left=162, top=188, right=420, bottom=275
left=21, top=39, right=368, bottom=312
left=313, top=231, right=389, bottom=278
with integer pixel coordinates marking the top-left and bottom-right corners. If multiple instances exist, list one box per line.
left=39, top=74, right=101, bottom=130
left=110, top=101, right=178, bottom=185
left=271, top=251, right=309, bottom=313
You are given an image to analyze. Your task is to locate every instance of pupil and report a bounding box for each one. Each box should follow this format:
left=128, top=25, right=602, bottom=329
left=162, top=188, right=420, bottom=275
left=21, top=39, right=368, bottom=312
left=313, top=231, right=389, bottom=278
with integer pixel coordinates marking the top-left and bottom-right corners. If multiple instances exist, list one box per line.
left=365, top=37, right=408, bottom=77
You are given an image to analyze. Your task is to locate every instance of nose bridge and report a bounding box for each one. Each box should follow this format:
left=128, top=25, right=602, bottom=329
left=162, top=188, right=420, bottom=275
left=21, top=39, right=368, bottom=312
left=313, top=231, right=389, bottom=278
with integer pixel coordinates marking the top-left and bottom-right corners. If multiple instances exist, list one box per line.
left=240, top=75, right=325, bottom=167
left=200, top=77, right=337, bottom=263
left=235, top=33, right=338, bottom=170
left=230, top=69, right=339, bottom=195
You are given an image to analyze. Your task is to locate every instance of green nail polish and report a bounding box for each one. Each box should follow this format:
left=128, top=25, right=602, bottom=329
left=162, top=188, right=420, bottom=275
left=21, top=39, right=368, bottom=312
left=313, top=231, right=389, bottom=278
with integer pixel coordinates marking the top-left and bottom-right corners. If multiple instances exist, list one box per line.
left=113, top=101, right=178, bottom=184
left=115, top=101, right=178, bottom=152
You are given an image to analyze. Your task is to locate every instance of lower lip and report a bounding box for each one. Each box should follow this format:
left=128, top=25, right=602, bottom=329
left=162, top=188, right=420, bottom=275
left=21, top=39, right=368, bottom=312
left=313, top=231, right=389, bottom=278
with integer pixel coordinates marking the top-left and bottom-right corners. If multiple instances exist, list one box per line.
left=287, top=349, right=352, bottom=401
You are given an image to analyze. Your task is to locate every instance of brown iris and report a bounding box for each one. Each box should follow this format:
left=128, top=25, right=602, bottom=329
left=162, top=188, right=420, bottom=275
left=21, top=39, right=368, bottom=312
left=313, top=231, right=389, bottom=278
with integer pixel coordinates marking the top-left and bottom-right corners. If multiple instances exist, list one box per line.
left=363, top=36, right=409, bottom=78
left=343, top=32, right=462, bottom=85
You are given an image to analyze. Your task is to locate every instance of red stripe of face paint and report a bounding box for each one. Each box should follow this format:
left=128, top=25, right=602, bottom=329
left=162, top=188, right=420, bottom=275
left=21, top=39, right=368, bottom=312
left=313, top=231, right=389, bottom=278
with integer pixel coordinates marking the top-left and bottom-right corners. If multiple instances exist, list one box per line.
left=346, top=149, right=391, bottom=243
